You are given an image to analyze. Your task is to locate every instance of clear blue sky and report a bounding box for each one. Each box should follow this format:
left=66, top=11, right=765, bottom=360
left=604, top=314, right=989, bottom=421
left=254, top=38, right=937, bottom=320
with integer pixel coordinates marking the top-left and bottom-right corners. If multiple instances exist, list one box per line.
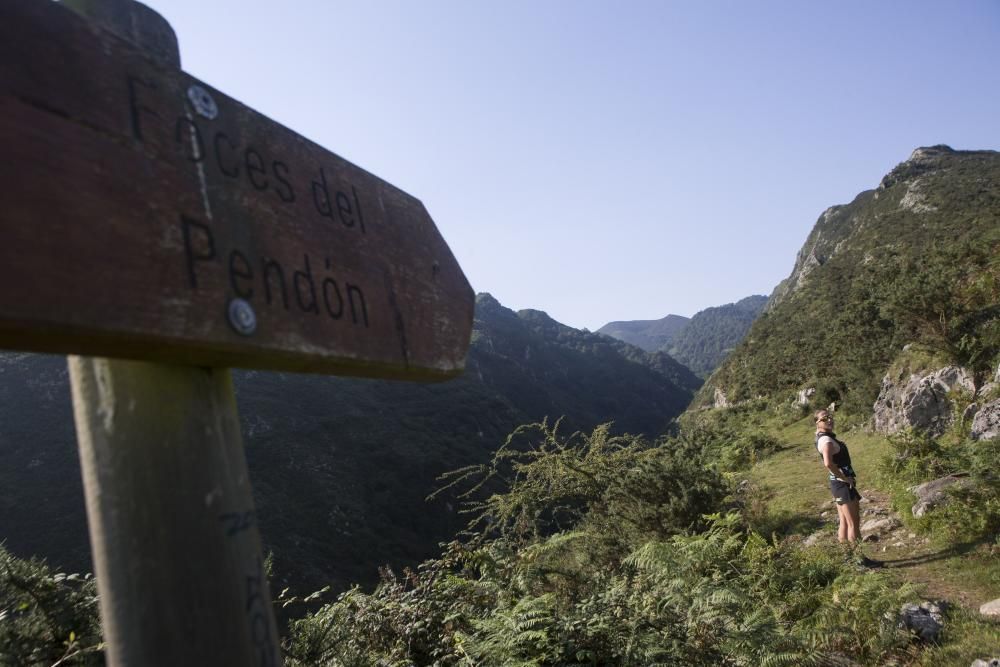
left=142, top=0, right=1000, bottom=331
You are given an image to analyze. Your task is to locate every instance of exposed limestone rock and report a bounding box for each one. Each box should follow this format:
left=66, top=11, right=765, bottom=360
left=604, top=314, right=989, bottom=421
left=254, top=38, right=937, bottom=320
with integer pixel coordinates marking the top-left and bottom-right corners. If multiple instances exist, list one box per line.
left=873, top=366, right=975, bottom=435
left=713, top=387, right=730, bottom=408
left=970, top=399, right=1000, bottom=441
left=981, top=598, right=1000, bottom=617
left=899, top=178, right=938, bottom=214
left=970, top=658, right=1000, bottom=667
left=879, top=145, right=953, bottom=191
left=803, top=531, right=824, bottom=547
left=797, top=387, right=816, bottom=406
left=910, top=475, right=973, bottom=517
left=793, top=250, right=823, bottom=291
left=861, top=516, right=901, bottom=535
left=768, top=205, right=847, bottom=307
left=897, top=600, right=945, bottom=642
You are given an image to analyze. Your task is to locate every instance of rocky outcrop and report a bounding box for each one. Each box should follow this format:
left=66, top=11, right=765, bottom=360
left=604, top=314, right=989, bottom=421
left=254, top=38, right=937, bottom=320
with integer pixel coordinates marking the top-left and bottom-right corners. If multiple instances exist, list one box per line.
left=897, top=600, right=945, bottom=642
left=899, top=178, right=938, bottom=214
left=713, top=387, right=730, bottom=408
left=873, top=366, right=975, bottom=435
left=878, top=145, right=953, bottom=191
left=797, top=387, right=816, bottom=407
left=981, top=598, right=1000, bottom=617
left=970, top=399, right=1000, bottom=441
left=768, top=202, right=859, bottom=308
left=803, top=531, right=825, bottom=547
left=861, top=516, right=901, bottom=536
left=971, top=659, right=1000, bottom=667
left=909, top=475, right=973, bottom=517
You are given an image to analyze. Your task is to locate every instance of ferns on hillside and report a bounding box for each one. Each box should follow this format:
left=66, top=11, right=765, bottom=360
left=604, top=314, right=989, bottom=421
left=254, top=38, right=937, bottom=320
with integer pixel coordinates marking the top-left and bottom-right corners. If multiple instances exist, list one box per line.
left=286, top=425, right=923, bottom=666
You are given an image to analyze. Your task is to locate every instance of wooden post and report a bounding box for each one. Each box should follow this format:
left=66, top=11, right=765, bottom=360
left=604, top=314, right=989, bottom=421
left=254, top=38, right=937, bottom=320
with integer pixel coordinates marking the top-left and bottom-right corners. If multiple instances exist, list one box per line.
left=63, top=2, right=283, bottom=664
left=70, top=360, right=282, bottom=666
left=1, top=0, right=473, bottom=660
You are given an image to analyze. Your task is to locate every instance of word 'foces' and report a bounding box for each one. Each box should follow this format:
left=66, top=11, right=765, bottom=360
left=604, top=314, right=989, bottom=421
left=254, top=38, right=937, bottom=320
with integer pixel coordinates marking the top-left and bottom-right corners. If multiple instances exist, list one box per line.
left=128, top=76, right=368, bottom=233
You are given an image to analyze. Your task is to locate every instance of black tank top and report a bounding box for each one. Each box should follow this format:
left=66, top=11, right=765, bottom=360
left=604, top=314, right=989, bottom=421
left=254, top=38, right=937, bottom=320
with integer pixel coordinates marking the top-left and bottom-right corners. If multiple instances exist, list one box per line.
left=816, top=431, right=856, bottom=480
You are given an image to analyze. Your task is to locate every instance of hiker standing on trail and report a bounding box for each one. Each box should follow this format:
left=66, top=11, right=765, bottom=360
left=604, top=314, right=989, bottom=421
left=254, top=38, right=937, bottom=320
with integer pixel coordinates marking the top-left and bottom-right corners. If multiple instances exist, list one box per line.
left=815, top=410, right=879, bottom=567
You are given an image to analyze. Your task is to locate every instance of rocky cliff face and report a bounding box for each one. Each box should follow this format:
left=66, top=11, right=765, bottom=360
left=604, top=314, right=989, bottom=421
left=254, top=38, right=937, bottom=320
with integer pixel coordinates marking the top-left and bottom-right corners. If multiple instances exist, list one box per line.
left=768, top=200, right=864, bottom=309
left=872, top=365, right=976, bottom=436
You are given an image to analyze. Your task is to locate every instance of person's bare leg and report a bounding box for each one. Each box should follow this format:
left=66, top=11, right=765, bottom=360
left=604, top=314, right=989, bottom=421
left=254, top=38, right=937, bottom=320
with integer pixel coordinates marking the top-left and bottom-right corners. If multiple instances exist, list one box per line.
left=845, top=500, right=861, bottom=543
left=837, top=503, right=849, bottom=542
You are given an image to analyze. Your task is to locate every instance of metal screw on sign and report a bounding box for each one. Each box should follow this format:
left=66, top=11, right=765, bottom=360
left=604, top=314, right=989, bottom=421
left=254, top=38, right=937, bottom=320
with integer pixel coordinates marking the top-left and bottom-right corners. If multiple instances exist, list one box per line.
left=187, top=84, right=218, bottom=119
left=227, top=298, right=257, bottom=336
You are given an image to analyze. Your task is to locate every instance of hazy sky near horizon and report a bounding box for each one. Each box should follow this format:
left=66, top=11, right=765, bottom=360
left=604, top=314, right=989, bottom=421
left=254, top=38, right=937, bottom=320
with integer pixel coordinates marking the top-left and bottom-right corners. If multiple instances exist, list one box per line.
left=142, top=0, right=1000, bottom=331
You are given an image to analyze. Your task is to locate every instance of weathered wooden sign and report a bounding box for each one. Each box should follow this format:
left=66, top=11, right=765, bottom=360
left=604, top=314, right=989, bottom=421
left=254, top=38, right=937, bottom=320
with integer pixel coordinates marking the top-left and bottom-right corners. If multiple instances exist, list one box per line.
left=0, top=0, right=474, bottom=380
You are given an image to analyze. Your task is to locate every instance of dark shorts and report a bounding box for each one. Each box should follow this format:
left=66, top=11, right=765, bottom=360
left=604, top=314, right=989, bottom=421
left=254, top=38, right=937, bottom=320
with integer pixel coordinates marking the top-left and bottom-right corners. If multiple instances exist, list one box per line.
left=830, top=479, right=861, bottom=505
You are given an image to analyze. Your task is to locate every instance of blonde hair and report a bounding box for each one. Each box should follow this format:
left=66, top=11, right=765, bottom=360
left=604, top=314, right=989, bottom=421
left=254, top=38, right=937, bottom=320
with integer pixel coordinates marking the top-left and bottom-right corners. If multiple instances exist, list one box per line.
left=815, top=409, right=832, bottom=424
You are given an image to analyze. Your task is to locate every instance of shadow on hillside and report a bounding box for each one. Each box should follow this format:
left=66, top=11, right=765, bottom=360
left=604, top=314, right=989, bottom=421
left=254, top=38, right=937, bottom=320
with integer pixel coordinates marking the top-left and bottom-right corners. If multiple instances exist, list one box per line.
left=750, top=510, right=824, bottom=538
left=879, top=541, right=982, bottom=569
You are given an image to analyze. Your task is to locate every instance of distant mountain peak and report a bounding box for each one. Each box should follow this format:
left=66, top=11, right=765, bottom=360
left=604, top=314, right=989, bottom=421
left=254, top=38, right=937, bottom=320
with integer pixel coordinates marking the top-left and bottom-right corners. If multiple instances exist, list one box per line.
left=596, top=314, right=690, bottom=353
left=475, top=292, right=502, bottom=308
left=597, top=297, right=767, bottom=379
left=907, top=144, right=954, bottom=162
left=878, top=144, right=998, bottom=192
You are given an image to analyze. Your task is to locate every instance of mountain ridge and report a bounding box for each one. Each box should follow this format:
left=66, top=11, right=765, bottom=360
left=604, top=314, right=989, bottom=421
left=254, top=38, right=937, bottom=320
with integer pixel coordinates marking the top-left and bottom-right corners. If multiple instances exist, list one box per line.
left=596, top=314, right=690, bottom=352
left=597, top=295, right=768, bottom=379
left=702, top=144, right=1000, bottom=412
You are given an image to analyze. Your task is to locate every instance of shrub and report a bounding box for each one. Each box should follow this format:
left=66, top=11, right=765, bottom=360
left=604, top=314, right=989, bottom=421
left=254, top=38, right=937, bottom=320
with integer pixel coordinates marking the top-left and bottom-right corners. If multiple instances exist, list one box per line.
left=285, top=424, right=927, bottom=666
left=877, top=428, right=952, bottom=486
left=0, top=546, right=103, bottom=666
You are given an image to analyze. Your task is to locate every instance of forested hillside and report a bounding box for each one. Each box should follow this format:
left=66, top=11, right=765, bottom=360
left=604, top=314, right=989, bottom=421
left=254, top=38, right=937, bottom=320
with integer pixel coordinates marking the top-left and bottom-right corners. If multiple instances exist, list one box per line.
left=703, top=146, right=1000, bottom=414
left=0, top=293, right=699, bottom=596
left=596, top=314, right=689, bottom=352
left=599, top=296, right=768, bottom=379
left=666, top=295, right=768, bottom=378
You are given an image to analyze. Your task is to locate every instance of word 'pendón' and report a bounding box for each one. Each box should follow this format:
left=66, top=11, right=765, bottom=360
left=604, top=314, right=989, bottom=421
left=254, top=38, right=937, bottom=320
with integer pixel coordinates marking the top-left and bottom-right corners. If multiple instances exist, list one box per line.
left=182, top=216, right=369, bottom=327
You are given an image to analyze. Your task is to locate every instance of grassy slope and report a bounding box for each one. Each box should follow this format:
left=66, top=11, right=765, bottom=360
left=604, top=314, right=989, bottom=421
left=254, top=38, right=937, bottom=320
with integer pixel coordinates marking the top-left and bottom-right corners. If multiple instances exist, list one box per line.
left=747, top=411, right=1000, bottom=664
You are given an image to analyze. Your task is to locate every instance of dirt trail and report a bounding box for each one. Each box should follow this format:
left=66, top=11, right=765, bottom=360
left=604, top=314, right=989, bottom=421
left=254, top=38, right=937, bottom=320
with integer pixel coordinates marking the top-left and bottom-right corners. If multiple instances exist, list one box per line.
left=808, top=485, right=994, bottom=612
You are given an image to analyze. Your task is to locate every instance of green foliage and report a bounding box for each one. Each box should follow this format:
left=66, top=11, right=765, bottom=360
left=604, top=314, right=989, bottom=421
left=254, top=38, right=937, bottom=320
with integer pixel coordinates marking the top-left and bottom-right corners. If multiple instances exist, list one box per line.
left=879, top=241, right=1000, bottom=388
left=677, top=402, right=782, bottom=472
left=931, top=439, right=1000, bottom=542
left=877, top=428, right=951, bottom=486
left=434, top=422, right=728, bottom=554
left=666, top=295, right=769, bottom=379
left=704, top=148, right=1000, bottom=414
left=284, top=541, right=494, bottom=667
left=285, top=425, right=927, bottom=666
left=0, top=545, right=103, bottom=666
left=877, top=428, right=1000, bottom=543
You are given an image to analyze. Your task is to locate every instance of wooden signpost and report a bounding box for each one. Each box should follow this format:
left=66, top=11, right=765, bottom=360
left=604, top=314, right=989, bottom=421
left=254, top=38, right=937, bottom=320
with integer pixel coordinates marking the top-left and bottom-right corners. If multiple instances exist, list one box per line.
left=0, top=0, right=474, bottom=664
left=0, top=0, right=473, bottom=380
